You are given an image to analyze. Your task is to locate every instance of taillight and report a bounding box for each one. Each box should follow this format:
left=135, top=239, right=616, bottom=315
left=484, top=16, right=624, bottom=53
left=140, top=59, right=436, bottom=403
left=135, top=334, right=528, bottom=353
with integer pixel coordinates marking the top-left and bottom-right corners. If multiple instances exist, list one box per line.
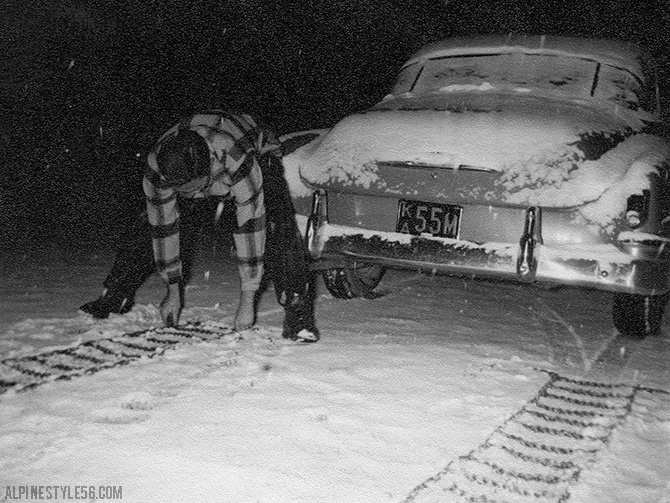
left=625, top=190, right=650, bottom=228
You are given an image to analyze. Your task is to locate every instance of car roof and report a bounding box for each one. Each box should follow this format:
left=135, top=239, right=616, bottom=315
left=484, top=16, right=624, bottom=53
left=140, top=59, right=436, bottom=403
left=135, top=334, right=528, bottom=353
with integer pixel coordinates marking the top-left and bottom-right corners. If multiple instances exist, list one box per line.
left=404, top=35, right=648, bottom=77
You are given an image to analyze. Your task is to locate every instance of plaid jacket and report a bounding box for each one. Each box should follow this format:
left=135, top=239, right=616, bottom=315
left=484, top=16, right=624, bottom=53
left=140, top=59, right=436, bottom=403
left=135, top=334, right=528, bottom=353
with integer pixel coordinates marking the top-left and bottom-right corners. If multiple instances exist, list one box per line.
left=143, top=111, right=281, bottom=292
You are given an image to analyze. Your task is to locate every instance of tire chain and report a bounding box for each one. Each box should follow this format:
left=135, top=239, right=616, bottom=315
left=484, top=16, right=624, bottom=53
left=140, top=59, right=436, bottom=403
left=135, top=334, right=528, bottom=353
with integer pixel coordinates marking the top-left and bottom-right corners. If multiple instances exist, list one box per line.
left=403, top=370, right=669, bottom=503
left=0, top=322, right=237, bottom=395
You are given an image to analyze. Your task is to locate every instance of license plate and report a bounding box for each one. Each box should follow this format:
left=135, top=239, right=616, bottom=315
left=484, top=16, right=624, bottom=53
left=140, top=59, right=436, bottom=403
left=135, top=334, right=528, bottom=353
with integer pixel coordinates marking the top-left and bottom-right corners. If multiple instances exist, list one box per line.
left=396, top=199, right=462, bottom=238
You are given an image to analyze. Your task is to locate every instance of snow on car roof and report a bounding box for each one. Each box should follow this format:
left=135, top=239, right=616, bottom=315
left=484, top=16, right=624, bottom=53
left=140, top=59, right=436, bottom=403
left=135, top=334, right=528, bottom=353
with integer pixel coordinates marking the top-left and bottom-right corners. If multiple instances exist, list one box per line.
left=405, top=35, right=647, bottom=78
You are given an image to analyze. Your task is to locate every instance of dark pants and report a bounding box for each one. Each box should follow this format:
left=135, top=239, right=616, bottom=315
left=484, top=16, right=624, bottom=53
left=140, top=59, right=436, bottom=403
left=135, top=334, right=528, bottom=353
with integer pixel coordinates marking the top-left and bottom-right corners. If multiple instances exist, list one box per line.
left=102, top=197, right=218, bottom=298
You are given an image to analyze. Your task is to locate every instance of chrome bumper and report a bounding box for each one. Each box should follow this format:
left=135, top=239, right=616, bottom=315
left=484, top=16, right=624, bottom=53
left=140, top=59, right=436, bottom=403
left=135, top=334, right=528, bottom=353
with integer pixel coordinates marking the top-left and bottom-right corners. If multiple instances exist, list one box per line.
left=303, top=192, right=670, bottom=296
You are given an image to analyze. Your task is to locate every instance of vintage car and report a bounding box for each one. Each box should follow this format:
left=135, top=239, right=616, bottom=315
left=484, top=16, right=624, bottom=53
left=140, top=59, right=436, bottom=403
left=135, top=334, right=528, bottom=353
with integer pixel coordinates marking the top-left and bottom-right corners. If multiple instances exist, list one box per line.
left=282, top=35, right=670, bottom=339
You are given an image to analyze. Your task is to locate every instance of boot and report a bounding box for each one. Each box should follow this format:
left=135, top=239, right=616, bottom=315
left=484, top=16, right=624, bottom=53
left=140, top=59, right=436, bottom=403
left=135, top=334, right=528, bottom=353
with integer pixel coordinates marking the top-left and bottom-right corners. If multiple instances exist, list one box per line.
left=79, top=289, right=135, bottom=319
left=282, top=292, right=319, bottom=343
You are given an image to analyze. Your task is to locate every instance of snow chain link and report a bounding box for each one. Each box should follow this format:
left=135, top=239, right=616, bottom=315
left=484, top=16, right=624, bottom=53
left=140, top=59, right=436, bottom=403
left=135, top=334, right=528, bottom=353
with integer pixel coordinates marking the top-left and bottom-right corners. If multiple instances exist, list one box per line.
left=403, top=370, right=669, bottom=503
left=0, top=322, right=236, bottom=394
left=2, top=330, right=668, bottom=503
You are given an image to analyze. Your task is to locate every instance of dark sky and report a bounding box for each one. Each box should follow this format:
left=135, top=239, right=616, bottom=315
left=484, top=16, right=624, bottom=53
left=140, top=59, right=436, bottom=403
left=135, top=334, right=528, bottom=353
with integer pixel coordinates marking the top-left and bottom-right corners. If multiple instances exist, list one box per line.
left=1, top=0, right=669, bottom=247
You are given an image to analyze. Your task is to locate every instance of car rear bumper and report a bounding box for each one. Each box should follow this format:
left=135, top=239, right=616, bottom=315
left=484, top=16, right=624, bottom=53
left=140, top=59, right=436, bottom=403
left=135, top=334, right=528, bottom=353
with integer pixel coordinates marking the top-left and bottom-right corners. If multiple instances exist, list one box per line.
left=299, top=208, right=670, bottom=296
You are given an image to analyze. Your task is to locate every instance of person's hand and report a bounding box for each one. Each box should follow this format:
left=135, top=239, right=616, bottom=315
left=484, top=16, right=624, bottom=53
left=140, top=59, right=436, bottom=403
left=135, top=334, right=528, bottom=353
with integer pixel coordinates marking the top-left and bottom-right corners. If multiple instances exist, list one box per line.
left=160, top=284, right=182, bottom=327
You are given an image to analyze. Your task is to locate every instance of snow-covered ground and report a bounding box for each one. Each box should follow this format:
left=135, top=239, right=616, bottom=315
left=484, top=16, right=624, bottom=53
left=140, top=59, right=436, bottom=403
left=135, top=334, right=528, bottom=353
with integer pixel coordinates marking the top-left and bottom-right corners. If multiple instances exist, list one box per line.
left=0, top=239, right=669, bottom=503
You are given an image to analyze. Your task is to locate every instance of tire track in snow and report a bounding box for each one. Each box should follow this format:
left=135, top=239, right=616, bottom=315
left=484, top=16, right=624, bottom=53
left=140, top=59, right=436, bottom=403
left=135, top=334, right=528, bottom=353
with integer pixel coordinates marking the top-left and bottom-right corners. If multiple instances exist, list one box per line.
left=402, top=371, right=669, bottom=503
left=531, top=298, right=595, bottom=374
left=585, top=333, right=648, bottom=382
left=530, top=296, right=623, bottom=375
left=529, top=293, right=656, bottom=385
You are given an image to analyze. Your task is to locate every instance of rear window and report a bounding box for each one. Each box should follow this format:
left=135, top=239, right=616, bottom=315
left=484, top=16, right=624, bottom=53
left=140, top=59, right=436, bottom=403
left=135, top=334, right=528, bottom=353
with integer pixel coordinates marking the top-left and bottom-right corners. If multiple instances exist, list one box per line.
left=391, top=53, right=656, bottom=113
left=390, top=62, right=422, bottom=94
left=595, top=64, right=656, bottom=112
left=403, top=54, right=597, bottom=98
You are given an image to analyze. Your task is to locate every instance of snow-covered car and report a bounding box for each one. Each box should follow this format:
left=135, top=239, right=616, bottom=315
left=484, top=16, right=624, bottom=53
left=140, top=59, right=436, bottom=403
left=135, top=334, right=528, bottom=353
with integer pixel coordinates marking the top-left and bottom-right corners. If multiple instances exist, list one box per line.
left=282, top=35, right=670, bottom=339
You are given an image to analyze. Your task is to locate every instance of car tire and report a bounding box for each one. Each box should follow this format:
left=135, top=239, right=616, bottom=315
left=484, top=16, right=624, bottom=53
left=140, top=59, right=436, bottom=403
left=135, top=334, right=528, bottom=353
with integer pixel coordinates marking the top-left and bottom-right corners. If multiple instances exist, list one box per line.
left=322, top=264, right=385, bottom=299
left=612, top=292, right=668, bottom=339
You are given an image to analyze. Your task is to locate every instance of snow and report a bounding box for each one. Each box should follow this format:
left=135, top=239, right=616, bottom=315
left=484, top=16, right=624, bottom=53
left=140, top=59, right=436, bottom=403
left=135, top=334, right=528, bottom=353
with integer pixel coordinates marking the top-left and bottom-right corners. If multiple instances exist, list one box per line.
left=284, top=47, right=670, bottom=240
left=402, top=36, right=646, bottom=77
left=290, top=106, right=585, bottom=190
left=1, top=241, right=669, bottom=502
left=618, top=231, right=670, bottom=244
left=310, top=215, right=636, bottom=264
left=437, top=82, right=496, bottom=93
left=285, top=108, right=670, bottom=240
left=286, top=105, right=668, bottom=216
left=282, top=129, right=330, bottom=199
left=576, top=136, right=670, bottom=232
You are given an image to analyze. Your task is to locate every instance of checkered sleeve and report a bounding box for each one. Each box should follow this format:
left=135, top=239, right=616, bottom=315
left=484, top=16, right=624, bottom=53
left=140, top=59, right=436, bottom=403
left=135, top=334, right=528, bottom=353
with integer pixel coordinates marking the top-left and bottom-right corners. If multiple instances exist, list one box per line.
left=188, top=112, right=267, bottom=293
left=143, top=152, right=182, bottom=285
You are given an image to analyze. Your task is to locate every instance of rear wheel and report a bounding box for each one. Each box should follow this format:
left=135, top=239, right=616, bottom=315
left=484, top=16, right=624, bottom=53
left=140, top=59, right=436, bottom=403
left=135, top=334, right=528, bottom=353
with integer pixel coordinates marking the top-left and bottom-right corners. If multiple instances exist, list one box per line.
left=612, top=292, right=668, bottom=339
left=322, top=263, right=385, bottom=299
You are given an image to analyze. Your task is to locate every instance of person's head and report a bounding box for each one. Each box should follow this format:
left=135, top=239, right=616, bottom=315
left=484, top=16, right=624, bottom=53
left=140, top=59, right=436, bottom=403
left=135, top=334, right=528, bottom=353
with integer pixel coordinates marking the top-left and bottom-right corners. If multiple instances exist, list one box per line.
left=156, top=129, right=210, bottom=191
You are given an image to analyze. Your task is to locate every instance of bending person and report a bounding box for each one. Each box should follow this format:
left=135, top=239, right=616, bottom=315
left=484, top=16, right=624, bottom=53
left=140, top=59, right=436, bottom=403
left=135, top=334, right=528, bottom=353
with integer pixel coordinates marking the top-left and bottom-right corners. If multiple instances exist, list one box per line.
left=80, top=110, right=319, bottom=342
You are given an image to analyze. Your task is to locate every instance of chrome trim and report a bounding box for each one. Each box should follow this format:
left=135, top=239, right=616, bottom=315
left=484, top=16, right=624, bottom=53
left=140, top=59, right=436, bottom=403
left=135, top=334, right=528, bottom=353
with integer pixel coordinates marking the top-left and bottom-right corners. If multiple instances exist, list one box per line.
left=516, top=206, right=543, bottom=281
left=305, top=190, right=328, bottom=259
left=316, top=228, right=670, bottom=296
left=377, top=160, right=496, bottom=172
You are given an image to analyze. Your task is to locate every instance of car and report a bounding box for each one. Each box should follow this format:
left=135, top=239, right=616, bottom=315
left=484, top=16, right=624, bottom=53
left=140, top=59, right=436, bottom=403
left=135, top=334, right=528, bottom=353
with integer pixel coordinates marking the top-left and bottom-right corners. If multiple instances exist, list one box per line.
left=281, top=35, right=670, bottom=339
